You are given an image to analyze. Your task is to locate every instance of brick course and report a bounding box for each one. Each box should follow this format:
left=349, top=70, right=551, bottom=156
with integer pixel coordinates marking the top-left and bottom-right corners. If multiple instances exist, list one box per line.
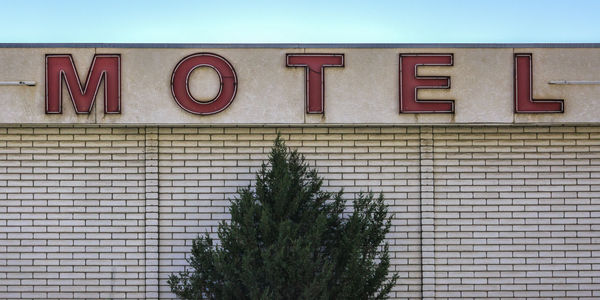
left=1, top=125, right=599, bottom=299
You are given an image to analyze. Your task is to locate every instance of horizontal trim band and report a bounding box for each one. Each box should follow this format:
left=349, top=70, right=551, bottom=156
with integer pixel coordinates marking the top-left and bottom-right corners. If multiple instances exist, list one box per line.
left=1, top=43, right=600, bottom=49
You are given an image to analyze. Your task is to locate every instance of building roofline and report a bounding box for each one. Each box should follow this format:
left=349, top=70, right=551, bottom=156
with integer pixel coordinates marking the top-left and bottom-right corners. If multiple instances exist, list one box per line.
left=1, top=43, right=600, bottom=48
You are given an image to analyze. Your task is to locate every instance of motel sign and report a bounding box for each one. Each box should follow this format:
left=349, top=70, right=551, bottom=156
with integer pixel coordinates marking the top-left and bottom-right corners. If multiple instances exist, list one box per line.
left=0, top=45, right=599, bottom=124
left=44, top=52, right=564, bottom=116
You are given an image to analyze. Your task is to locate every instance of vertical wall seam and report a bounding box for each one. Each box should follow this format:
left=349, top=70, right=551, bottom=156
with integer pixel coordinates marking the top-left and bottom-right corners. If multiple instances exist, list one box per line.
left=418, top=125, right=423, bottom=299
left=420, top=125, right=435, bottom=299
left=144, top=126, right=160, bottom=300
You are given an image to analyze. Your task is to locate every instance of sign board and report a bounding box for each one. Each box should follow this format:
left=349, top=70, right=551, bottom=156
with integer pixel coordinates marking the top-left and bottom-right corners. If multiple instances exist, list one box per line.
left=1, top=44, right=599, bottom=124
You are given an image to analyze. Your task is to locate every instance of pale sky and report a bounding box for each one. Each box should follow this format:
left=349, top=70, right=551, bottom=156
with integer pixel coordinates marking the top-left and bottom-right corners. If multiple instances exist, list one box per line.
left=0, top=0, right=598, bottom=43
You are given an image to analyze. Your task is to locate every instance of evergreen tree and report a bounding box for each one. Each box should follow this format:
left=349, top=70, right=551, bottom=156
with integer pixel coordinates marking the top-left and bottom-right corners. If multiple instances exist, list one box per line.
left=168, top=135, right=398, bottom=299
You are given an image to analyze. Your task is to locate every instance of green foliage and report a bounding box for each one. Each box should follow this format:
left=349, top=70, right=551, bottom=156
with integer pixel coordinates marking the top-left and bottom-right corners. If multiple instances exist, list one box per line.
left=168, top=135, right=398, bottom=299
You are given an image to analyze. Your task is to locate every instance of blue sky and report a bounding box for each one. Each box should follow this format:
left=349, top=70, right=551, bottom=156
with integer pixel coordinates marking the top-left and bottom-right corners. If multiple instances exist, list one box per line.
left=0, top=0, right=598, bottom=43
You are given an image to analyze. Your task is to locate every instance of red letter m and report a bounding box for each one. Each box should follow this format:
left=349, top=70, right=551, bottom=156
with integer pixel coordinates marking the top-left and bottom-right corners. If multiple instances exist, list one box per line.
left=46, top=54, right=120, bottom=114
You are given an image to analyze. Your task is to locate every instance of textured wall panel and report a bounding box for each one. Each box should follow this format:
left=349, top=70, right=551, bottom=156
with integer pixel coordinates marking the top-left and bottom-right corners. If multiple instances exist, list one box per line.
left=0, top=127, right=146, bottom=299
left=156, top=127, right=423, bottom=299
left=1, top=125, right=599, bottom=299
left=431, top=126, right=600, bottom=299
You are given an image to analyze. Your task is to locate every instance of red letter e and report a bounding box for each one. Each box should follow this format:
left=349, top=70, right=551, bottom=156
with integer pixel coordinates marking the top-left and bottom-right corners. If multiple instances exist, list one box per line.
left=400, top=54, right=453, bottom=113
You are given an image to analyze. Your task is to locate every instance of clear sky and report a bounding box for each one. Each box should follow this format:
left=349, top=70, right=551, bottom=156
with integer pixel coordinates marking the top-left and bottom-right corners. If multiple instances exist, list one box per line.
left=0, top=0, right=598, bottom=43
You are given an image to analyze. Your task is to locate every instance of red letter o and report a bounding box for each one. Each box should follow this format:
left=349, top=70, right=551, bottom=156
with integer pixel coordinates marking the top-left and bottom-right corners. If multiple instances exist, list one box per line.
left=171, top=53, right=237, bottom=115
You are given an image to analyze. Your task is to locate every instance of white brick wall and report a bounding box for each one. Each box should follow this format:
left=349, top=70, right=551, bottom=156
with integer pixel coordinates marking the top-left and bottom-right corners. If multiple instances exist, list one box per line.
left=0, top=127, right=147, bottom=299
left=1, top=125, right=599, bottom=299
left=431, top=126, right=600, bottom=299
left=156, top=127, right=422, bottom=299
